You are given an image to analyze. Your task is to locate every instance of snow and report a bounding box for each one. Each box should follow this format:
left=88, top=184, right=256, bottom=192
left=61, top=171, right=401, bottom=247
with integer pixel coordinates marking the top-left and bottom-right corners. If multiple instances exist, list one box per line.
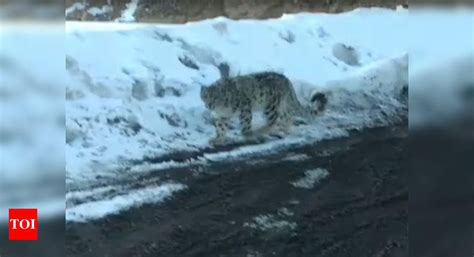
left=66, top=2, right=86, bottom=16
left=61, top=8, right=412, bottom=221
left=66, top=183, right=186, bottom=222
left=244, top=207, right=297, bottom=232
left=116, top=0, right=140, bottom=22
left=65, top=9, right=409, bottom=189
left=62, top=7, right=472, bottom=221
left=396, top=5, right=407, bottom=12
left=282, top=153, right=311, bottom=162
left=87, top=5, right=113, bottom=16
left=0, top=6, right=468, bottom=223
left=244, top=214, right=297, bottom=232
left=291, top=168, right=329, bottom=189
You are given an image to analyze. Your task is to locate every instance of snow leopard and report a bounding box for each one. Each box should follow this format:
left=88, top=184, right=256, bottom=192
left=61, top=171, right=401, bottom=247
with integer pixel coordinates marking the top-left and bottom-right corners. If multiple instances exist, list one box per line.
left=201, top=71, right=327, bottom=145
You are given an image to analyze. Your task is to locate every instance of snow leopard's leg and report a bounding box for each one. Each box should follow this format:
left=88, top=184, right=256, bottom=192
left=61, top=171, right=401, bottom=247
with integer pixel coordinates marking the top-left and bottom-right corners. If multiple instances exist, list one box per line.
left=239, top=99, right=253, bottom=137
left=263, top=96, right=281, bottom=132
left=215, top=116, right=230, bottom=138
left=278, top=108, right=292, bottom=134
left=210, top=116, right=230, bottom=145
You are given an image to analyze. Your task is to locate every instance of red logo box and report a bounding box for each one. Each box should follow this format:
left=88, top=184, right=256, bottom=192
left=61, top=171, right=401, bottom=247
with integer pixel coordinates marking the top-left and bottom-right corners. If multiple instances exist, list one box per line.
left=8, top=208, right=38, bottom=240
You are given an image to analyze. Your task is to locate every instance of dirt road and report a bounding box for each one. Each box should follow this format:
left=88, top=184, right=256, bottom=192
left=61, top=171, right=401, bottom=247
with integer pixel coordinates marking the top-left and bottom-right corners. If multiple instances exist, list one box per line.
left=66, top=124, right=408, bottom=257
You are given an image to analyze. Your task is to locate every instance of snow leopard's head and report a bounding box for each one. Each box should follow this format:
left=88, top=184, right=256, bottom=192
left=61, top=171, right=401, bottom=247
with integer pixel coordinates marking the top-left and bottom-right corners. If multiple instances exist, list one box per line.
left=200, top=80, right=232, bottom=111
left=200, top=85, right=214, bottom=110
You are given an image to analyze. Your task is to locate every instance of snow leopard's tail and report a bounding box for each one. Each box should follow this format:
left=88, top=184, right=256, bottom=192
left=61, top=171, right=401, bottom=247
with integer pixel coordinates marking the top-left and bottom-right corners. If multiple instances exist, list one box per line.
left=290, top=90, right=328, bottom=120
left=309, top=92, right=328, bottom=115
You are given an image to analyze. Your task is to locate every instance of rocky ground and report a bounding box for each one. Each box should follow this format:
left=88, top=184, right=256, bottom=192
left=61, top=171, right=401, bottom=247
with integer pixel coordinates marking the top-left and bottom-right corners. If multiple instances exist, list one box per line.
left=66, top=0, right=408, bottom=22
left=64, top=123, right=408, bottom=257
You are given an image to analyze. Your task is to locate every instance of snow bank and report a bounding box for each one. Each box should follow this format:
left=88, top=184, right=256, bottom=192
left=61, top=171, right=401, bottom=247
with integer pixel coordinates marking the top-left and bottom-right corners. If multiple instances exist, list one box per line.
left=66, top=9, right=410, bottom=192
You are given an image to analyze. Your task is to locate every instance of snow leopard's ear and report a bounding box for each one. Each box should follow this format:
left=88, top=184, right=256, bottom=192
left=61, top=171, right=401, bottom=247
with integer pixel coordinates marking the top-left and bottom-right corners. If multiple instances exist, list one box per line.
left=217, top=62, right=230, bottom=79
left=200, top=85, right=207, bottom=98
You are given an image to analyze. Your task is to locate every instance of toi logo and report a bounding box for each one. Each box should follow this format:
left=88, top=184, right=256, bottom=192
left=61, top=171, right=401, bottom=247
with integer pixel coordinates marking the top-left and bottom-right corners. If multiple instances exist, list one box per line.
left=8, top=209, right=38, bottom=240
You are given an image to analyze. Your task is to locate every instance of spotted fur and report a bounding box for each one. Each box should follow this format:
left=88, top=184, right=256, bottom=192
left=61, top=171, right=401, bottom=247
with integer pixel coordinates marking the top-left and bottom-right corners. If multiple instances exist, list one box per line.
left=201, top=72, right=327, bottom=144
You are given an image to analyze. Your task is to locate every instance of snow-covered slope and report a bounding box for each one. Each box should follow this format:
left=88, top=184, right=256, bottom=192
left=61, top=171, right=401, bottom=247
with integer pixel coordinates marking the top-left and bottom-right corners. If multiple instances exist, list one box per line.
left=65, top=8, right=409, bottom=191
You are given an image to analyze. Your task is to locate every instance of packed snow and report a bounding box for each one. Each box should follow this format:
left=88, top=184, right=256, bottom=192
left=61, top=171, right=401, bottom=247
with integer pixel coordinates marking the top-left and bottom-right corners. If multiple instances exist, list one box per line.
left=291, top=168, right=329, bottom=189
left=281, top=153, right=311, bottom=162
left=244, top=207, right=297, bottom=232
left=66, top=182, right=186, bottom=222
left=244, top=214, right=297, bottom=232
